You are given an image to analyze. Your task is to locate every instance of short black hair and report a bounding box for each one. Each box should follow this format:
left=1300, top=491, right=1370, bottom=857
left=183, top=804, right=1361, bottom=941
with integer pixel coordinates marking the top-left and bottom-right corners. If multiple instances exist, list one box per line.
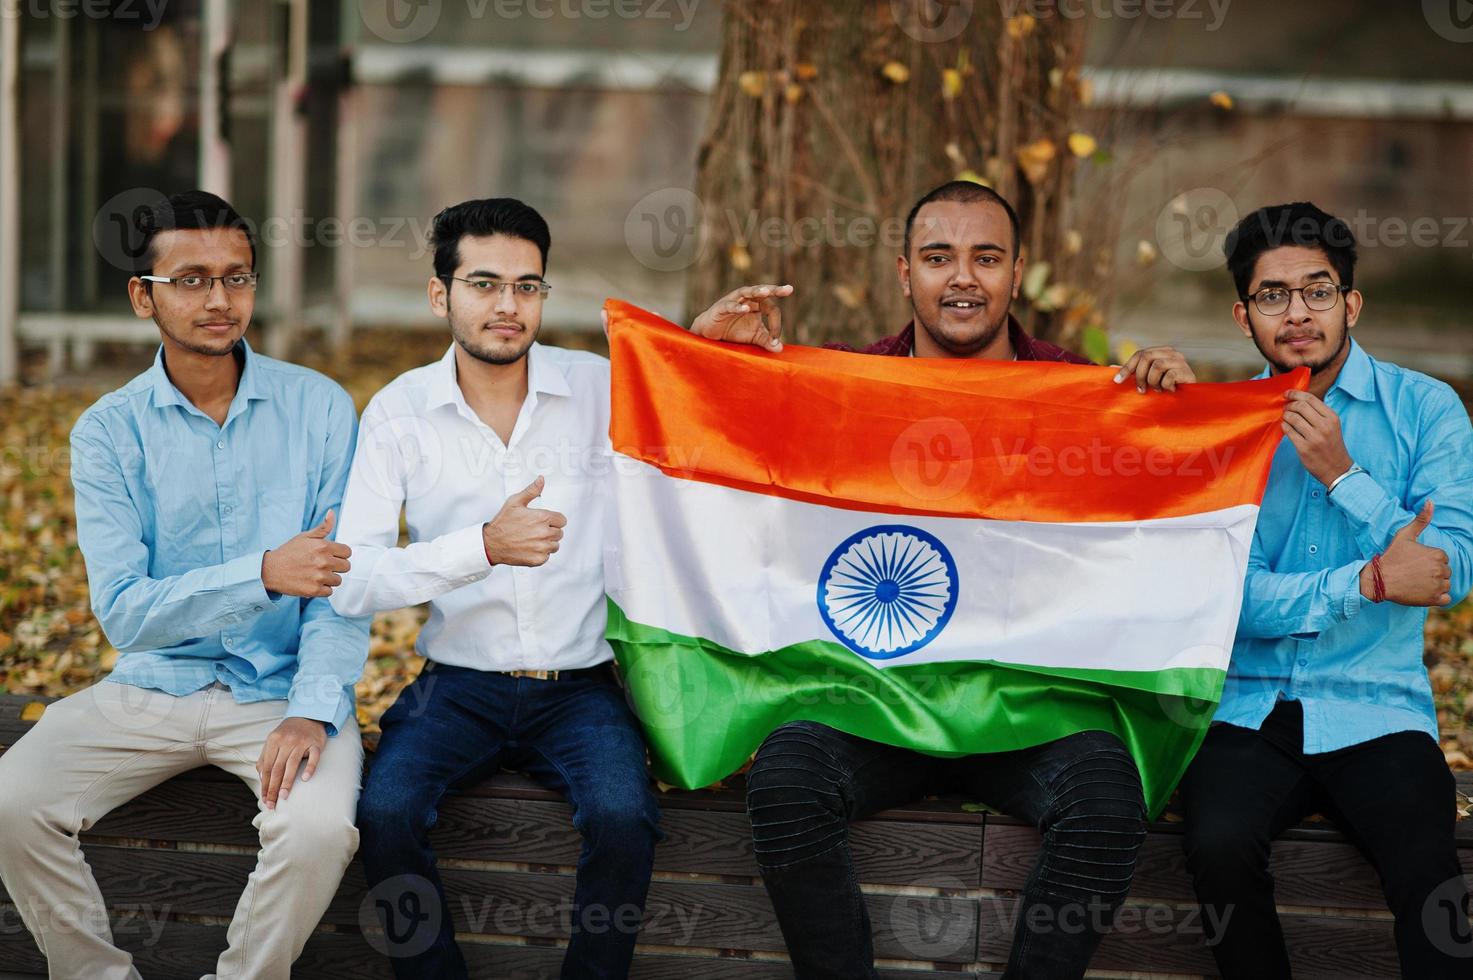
left=136, top=190, right=256, bottom=274
left=1224, top=202, right=1357, bottom=299
left=903, top=180, right=1021, bottom=258
left=429, top=198, right=551, bottom=280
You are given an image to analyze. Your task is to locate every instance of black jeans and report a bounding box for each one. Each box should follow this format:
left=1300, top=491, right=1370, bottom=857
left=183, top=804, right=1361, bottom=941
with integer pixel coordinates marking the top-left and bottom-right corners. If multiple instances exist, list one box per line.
left=1181, top=700, right=1472, bottom=979
left=356, top=663, right=662, bottom=980
left=745, top=722, right=1148, bottom=979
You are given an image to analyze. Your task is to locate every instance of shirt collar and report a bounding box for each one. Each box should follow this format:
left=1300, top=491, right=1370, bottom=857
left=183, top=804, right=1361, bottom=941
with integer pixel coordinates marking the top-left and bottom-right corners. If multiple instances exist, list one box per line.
left=1330, top=339, right=1375, bottom=401
left=426, top=341, right=572, bottom=412
left=1252, top=338, right=1374, bottom=402
left=148, top=339, right=267, bottom=413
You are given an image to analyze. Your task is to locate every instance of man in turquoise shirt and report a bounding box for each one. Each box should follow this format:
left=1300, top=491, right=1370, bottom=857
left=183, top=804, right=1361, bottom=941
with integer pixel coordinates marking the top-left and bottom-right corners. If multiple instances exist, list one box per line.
left=1181, top=201, right=1473, bottom=978
left=0, top=191, right=370, bottom=979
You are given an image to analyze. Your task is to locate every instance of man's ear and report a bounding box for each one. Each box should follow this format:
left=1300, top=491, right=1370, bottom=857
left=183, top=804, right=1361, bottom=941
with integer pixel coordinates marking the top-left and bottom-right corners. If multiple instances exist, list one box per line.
left=428, top=276, right=449, bottom=319
left=127, top=277, right=155, bottom=319
left=1011, top=253, right=1024, bottom=300
left=896, top=254, right=911, bottom=298
left=1232, top=301, right=1253, bottom=339
left=1345, top=288, right=1363, bottom=329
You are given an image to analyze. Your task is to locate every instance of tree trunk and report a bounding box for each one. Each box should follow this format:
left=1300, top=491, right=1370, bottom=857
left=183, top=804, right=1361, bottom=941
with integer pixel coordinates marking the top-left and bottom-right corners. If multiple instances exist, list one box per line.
left=686, top=0, right=1089, bottom=347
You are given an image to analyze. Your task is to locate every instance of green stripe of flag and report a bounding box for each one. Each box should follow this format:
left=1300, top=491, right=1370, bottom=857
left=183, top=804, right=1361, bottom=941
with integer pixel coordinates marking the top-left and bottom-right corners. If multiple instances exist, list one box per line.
left=608, top=599, right=1223, bottom=817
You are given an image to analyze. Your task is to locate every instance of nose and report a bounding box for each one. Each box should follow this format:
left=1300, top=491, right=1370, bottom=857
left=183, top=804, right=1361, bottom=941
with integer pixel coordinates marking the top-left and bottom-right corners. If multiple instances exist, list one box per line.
left=1284, top=289, right=1314, bottom=323
left=493, top=284, right=518, bottom=316
left=204, top=278, right=232, bottom=311
left=949, top=260, right=978, bottom=288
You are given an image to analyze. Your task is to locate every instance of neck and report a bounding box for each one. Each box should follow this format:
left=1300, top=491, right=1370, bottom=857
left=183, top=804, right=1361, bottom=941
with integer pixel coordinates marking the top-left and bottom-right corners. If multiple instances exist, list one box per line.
left=912, top=317, right=1016, bottom=361
left=454, top=344, right=529, bottom=405
left=160, top=339, right=242, bottom=412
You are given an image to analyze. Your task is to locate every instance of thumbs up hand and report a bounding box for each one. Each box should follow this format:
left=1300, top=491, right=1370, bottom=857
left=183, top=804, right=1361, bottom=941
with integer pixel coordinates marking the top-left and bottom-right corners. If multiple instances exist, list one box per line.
left=482, top=476, right=568, bottom=568
left=1361, top=500, right=1453, bottom=606
left=262, top=508, right=354, bottom=598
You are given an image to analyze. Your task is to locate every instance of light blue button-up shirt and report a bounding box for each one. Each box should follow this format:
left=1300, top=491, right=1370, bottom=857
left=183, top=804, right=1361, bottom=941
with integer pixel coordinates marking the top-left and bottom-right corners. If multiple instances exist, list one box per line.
left=68, top=340, right=370, bottom=735
left=1215, top=340, right=1473, bottom=752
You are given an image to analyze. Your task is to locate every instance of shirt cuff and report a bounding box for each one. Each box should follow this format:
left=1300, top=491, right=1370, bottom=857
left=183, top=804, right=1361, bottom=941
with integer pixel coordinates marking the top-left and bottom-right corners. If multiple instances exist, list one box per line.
left=442, top=521, right=495, bottom=581
left=1328, top=469, right=1387, bottom=528
left=286, top=684, right=353, bottom=737
left=222, top=550, right=274, bottom=619
left=1329, top=561, right=1366, bottom=623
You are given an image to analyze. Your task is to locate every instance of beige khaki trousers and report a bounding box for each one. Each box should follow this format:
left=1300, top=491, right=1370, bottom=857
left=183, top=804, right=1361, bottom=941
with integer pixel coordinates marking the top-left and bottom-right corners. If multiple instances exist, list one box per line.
left=0, top=681, right=362, bottom=980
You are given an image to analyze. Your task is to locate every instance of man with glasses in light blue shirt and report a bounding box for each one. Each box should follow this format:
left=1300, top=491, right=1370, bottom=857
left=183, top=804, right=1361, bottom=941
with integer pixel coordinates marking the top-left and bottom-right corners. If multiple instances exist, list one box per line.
left=1181, top=201, right=1473, bottom=978
left=0, top=190, right=371, bottom=979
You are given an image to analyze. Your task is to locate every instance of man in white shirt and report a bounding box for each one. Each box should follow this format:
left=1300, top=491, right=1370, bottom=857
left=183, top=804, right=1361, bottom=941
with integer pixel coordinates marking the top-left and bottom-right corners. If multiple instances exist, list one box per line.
left=331, top=198, right=661, bottom=980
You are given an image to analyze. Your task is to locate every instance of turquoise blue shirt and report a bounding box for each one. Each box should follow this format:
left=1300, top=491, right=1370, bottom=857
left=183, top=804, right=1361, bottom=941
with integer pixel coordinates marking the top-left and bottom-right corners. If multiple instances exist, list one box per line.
left=68, top=340, right=369, bottom=735
left=1215, top=340, right=1473, bottom=751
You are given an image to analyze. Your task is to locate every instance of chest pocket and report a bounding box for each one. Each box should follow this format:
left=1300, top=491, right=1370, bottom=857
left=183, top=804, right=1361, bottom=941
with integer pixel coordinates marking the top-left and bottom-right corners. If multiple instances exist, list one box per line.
left=536, top=472, right=604, bottom=570
left=257, top=480, right=312, bottom=549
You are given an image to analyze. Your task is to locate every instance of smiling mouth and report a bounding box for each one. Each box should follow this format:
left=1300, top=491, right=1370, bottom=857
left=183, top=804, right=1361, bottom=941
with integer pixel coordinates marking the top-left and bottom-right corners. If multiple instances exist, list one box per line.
left=942, top=299, right=984, bottom=311
left=197, top=322, right=237, bottom=332
left=1281, top=335, right=1320, bottom=347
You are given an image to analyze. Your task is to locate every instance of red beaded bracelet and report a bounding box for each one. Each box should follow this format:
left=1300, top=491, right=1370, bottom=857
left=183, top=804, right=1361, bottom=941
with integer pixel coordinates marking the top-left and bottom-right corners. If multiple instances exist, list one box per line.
left=1371, top=554, right=1387, bottom=603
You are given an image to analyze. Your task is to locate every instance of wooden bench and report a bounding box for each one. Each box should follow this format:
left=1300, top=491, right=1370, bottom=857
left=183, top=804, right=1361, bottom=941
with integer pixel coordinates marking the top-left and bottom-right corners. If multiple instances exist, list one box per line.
left=1, top=692, right=1470, bottom=978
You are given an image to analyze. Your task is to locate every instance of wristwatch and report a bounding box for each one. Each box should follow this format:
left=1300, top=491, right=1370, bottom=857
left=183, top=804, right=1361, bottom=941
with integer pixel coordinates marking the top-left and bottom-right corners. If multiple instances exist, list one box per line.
left=1326, top=463, right=1365, bottom=497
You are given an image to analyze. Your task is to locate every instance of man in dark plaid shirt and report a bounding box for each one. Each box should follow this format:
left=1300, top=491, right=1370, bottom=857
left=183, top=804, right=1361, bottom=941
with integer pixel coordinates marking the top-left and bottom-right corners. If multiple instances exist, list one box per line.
left=684, top=181, right=1195, bottom=979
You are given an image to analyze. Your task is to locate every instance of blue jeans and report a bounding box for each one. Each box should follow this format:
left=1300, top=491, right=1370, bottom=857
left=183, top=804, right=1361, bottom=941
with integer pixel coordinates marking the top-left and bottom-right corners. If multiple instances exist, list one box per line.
left=746, top=722, right=1147, bottom=980
left=356, top=662, right=662, bottom=980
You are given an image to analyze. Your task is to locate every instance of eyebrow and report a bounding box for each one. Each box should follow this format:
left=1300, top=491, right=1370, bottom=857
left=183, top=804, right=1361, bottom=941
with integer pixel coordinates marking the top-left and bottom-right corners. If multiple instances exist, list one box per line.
left=163, top=262, right=251, bottom=275
left=917, top=241, right=1007, bottom=253
left=462, top=269, right=544, bottom=281
left=1254, top=270, right=1334, bottom=290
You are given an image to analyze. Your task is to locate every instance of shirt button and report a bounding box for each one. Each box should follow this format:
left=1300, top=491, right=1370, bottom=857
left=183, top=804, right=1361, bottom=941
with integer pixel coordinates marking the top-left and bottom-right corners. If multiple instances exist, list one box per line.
left=1311, top=490, right=1321, bottom=498
left=223, top=505, right=233, bottom=515
left=1308, top=545, right=1318, bottom=555
left=1297, top=658, right=1308, bottom=667
left=216, top=441, right=225, bottom=450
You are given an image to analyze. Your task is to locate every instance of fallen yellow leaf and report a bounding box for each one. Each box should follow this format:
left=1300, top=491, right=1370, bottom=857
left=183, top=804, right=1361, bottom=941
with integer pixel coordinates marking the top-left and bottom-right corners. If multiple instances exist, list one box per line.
left=941, top=68, right=962, bottom=100
left=881, top=61, right=910, bottom=84
left=1006, top=13, right=1037, bottom=39
left=1067, top=133, right=1098, bottom=158
left=729, top=243, right=753, bottom=272
left=1210, top=90, right=1234, bottom=111
left=1016, top=138, right=1057, bottom=185
left=738, top=71, right=766, bottom=98
left=20, top=701, right=47, bottom=722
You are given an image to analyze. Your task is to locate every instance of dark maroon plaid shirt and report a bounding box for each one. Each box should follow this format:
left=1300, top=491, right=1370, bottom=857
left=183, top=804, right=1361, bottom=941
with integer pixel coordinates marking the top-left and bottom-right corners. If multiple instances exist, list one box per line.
left=824, top=316, right=1089, bottom=363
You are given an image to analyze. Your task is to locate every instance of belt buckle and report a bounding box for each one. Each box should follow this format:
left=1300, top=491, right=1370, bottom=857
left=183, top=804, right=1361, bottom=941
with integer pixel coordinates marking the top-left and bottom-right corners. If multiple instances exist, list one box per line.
left=510, top=669, right=559, bottom=681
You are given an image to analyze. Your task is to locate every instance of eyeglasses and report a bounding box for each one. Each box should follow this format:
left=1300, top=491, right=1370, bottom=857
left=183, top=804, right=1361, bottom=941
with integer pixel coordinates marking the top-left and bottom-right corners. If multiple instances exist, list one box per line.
left=1246, top=281, right=1349, bottom=317
left=139, top=273, right=260, bottom=293
left=442, top=277, right=552, bottom=300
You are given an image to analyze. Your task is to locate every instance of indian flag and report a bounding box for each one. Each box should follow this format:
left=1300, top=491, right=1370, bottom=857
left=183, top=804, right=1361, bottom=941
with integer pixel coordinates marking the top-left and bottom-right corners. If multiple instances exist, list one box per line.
left=603, top=300, right=1304, bottom=816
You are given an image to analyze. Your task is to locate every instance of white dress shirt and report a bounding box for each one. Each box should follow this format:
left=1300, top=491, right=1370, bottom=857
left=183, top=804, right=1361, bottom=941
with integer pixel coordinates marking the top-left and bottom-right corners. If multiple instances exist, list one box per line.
left=330, top=343, right=613, bottom=671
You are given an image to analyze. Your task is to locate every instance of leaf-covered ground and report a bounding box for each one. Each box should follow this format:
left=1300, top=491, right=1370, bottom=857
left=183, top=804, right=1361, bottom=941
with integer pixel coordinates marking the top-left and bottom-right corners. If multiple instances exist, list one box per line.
left=2, top=330, right=1470, bottom=757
